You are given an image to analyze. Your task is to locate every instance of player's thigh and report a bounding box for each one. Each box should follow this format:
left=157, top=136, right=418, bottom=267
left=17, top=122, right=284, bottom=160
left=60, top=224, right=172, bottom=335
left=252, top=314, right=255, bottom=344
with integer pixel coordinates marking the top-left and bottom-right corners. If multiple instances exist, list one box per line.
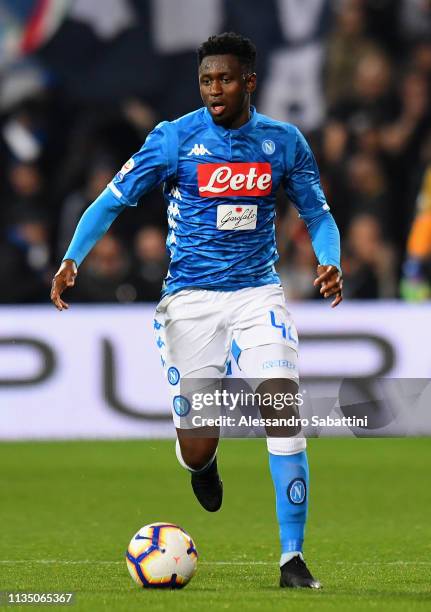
left=241, top=344, right=306, bottom=452
left=233, top=286, right=305, bottom=447
left=154, top=289, right=231, bottom=377
left=233, top=284, right=299, bottom=379
left=154, top=289, right=230, bottom=429
left=239, top=343, right=302, bottom=437
left=233, top=284, right=299, bottom=358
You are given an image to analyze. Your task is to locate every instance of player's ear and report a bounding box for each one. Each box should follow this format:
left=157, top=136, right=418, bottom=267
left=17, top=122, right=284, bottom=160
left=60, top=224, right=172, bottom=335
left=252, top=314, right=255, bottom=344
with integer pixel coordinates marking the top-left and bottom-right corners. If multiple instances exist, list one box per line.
left=245, top=73, right=257, bottom=94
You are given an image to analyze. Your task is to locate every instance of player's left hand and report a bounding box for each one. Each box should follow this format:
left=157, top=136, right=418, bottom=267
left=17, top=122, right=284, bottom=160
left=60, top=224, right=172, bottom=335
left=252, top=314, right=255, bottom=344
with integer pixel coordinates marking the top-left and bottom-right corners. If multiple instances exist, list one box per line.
left=314, top=264, right=343, bottom=308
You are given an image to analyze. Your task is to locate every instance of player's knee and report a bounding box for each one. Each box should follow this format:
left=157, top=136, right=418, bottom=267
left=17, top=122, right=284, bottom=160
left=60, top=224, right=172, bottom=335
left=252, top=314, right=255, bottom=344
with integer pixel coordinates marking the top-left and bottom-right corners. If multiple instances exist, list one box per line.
left=176, top=436, right=218, bottom=471
left=256, top=378, right=299, bottom=410
left=256, top=378, right=301, bottom=437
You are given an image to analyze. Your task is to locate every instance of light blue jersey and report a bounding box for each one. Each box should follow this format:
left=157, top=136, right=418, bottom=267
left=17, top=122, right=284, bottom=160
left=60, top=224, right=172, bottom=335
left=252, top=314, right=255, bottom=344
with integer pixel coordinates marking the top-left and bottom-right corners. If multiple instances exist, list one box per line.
left=107, top=107, right=337, bottom=296
left=64, top=106, right=340, bottom=296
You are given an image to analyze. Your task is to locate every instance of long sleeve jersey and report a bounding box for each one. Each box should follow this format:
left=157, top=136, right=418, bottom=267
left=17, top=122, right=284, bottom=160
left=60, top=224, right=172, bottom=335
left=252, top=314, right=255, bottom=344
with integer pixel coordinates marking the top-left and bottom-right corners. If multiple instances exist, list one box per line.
left=65, top=106, right=340, bottom=296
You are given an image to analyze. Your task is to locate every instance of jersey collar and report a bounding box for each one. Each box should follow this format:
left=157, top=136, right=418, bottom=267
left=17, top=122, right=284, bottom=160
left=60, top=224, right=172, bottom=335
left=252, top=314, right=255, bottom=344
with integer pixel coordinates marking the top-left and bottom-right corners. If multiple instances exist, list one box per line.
left=203, top=105, right=258, bottom=135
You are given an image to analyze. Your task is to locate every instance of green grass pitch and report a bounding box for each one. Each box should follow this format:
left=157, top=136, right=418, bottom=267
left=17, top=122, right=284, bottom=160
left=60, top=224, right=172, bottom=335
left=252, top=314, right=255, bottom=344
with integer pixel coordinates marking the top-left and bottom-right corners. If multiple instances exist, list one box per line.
left=0, top=438, right=430, bottom=611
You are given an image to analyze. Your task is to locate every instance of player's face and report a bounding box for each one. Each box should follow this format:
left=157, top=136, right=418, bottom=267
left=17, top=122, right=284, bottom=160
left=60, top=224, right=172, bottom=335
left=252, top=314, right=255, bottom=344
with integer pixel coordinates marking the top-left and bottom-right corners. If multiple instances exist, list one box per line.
left=199, top=54, right=256, bottom=129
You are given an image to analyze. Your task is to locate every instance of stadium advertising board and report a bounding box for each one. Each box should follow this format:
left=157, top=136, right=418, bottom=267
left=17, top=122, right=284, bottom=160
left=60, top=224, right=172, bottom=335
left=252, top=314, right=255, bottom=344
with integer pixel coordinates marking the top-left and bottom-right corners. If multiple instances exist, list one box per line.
left=1, top=302, right=430, bottom=439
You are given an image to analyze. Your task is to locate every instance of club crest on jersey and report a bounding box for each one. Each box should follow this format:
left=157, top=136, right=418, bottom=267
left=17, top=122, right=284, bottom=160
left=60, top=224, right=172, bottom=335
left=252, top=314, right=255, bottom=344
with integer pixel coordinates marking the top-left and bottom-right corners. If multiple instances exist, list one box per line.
left=198, top=163, right=272, bottom=197
left=262, top=139, right=275, bottom=155
left=187, top=144, right=212, bottom=156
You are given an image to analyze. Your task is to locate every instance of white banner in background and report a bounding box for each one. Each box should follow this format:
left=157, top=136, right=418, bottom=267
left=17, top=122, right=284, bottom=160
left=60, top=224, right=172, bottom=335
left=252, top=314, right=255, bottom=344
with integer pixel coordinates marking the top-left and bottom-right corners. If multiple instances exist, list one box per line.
left=1, top=302, right=431, bottom=439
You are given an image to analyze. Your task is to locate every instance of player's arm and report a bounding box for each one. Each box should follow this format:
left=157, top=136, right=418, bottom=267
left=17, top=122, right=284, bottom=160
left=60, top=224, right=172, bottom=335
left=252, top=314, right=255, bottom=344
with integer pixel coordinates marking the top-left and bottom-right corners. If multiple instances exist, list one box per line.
left=50, top=189, right=125, bottom=310
left=50, top=121, right=178, bottom=310
left=307, top=211, right=342, bottom=308
left=283, top=127, right=342, bottom=307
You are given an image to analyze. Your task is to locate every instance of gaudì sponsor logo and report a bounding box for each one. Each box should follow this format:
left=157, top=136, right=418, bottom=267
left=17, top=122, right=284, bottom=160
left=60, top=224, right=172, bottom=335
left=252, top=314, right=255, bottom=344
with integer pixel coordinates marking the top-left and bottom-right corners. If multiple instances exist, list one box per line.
left=198, top=163, right=272, bottom=196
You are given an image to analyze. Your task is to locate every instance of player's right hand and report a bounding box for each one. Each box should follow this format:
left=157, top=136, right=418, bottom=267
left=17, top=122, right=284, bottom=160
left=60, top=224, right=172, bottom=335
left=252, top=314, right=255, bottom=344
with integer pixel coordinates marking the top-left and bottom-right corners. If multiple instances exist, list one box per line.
left=50, top=259, right=78, bottom=311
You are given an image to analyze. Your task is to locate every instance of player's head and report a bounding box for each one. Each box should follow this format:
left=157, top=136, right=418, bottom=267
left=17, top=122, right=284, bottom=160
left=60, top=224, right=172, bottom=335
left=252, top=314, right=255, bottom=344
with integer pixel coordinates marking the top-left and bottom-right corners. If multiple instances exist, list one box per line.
left=197, top=32, right=257, bottom=128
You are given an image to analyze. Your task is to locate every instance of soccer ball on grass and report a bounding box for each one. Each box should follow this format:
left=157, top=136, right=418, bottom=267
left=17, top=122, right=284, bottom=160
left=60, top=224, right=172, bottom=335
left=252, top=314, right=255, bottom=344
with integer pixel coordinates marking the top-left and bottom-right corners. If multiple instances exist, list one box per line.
left=126, top=522, right=198, bottom=589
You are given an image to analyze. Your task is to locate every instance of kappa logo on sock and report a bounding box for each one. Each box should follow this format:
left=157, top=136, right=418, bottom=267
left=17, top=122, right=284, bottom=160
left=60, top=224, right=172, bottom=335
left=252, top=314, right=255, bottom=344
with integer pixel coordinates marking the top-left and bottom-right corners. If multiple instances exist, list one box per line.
left=287, top=478, right=307, bottom=504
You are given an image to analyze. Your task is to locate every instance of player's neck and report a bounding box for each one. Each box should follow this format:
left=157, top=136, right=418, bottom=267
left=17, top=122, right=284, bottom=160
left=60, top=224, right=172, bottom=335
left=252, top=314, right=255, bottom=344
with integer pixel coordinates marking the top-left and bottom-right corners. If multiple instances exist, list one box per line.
left=218, top=105, right=251, bottom=130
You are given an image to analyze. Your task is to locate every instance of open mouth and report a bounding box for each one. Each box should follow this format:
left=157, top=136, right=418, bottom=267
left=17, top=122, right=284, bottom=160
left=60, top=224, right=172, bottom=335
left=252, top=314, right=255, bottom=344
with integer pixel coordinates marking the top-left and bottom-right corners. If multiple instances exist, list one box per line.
left=210, top=102, right=226, bottom=116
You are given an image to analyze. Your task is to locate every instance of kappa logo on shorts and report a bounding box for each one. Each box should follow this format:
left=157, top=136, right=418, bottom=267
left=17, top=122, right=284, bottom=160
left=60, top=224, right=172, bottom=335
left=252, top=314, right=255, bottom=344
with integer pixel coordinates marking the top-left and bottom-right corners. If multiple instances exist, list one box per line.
left=262, top=359, right=296, bottom=370
left=198, top=163, right=272, bottom=197
left=173, top=395, right=191, bottom=417
left=287, top=478, right=307, bottom=504
left=167, top=366, right=180, bottom=385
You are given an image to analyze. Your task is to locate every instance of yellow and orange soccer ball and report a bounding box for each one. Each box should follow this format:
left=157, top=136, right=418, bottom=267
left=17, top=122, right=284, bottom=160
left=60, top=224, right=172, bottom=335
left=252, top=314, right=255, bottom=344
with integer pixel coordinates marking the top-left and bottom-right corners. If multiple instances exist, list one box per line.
left=126, top=523, right=198, bottom=589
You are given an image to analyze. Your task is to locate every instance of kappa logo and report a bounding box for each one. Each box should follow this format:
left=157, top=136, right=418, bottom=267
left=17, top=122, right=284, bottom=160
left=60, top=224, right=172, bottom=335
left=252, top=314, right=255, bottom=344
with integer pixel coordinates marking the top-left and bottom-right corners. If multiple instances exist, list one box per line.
left=187, top=144, right=212, bottom=156
left=262, top=359, right=296, bottom=370
left=167, top=201, right=181, bottom=217
left=198, top=163, right=272, bottom=197
left=169, top=186, right=182, bottom=200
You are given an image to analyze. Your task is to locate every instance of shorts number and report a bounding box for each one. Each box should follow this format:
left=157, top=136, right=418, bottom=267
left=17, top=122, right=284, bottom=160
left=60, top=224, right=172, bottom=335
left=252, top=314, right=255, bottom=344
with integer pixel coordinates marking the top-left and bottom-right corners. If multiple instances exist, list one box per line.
left=270, top=311, right=286, bottom=338
left=270, top=311, right=298, bottom=344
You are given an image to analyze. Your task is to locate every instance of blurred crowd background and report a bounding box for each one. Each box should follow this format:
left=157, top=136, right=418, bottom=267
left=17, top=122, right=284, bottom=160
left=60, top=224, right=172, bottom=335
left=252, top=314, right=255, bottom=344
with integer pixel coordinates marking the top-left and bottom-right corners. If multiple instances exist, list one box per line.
left=1, top=0, right=431, bottom=304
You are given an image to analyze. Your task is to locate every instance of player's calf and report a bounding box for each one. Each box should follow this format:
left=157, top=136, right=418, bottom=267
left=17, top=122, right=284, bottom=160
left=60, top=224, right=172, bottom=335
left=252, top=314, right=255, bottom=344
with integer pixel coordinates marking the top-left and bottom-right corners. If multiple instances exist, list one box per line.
left=266, top=437, right=320, bottom=587
left=175, top=434, right=223, bottom=512
left=176, top=435, right=219, bottom=471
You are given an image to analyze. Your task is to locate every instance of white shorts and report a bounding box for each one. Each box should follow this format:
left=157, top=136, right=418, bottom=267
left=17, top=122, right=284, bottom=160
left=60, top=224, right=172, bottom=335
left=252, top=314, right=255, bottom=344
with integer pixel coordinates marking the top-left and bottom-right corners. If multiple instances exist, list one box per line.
left=154, top=284, right=301, bottom=428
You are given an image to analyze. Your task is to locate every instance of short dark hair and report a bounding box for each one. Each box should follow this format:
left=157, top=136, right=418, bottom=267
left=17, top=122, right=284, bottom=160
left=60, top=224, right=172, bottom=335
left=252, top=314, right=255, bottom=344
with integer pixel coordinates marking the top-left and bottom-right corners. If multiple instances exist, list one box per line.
left=198, top=32, right=256, bottom=73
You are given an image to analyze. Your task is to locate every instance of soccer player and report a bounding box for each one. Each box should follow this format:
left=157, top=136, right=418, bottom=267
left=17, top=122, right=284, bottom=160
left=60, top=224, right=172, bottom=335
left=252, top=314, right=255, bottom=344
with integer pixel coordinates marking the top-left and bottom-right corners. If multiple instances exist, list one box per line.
left=51, top=33, right=342, bottom=589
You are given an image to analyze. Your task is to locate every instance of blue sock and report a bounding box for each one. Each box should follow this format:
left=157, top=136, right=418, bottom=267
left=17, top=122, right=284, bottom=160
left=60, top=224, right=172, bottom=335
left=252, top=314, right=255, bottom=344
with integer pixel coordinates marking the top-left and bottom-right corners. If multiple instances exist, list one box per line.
left=269, top=450, right=309, bottom=562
